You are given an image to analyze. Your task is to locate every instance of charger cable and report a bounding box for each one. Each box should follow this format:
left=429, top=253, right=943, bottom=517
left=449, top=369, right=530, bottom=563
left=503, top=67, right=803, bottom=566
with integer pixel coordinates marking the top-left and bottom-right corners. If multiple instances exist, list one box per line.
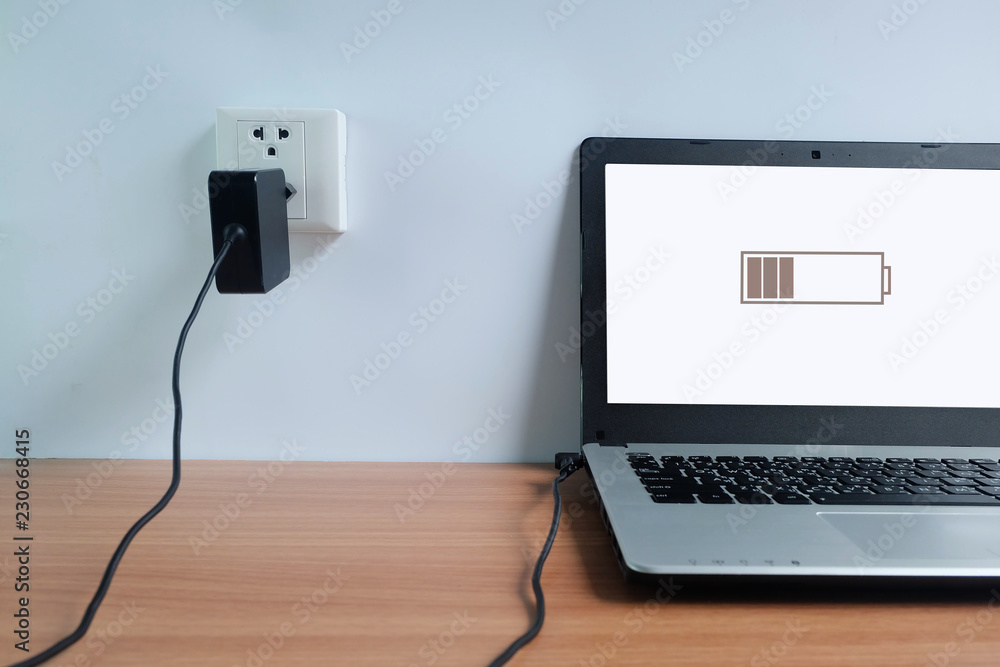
left=488, top=453, right=583, bottom=666
left=5, top=225, right=244, bottom=667
left=11, top=226, right=581, bottom=667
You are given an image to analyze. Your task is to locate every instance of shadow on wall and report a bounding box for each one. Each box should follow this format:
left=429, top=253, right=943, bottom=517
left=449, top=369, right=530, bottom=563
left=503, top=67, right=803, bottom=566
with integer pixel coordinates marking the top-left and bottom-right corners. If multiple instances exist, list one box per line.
left=518, top=145, right=586, bottom=462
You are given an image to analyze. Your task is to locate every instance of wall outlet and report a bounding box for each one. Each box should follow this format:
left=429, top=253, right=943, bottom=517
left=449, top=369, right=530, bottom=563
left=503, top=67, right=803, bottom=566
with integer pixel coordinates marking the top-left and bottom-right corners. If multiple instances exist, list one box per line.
left=216, top=107, right=347, bottom=233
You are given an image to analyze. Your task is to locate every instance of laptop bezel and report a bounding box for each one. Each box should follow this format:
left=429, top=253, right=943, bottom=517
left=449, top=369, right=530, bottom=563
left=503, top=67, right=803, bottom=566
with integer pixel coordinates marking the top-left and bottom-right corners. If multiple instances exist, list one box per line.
left=579, top=137, right=1000, bottom=448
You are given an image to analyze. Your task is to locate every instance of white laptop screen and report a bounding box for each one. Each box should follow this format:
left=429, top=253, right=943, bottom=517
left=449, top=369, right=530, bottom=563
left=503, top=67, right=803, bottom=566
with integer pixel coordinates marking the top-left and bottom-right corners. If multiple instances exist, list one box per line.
left=605, top=162, right=1000, bottom=409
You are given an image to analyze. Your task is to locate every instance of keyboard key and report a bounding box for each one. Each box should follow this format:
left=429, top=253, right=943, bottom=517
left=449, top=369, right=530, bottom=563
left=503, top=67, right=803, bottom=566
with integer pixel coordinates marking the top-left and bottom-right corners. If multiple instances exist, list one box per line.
left=836, top=476, right=868, bottom=485
left=732, top=490, right=773, bottom=504
left=856, top=457, right=883, bottom=463
left=914, top=458, right=941, bottom=463
left=868, top=476, right=898, bottom=486
left=693, top=474, right=724, bottom=484
left=645, top=483, right=704, bottom=494
left=638, top=469, right=682, bottom=477
left=643, top=483, right=696, bottom=492
left=944, top=486, right=983, bottom=495
left=979, top=486, right=1000, bottom=496
left=886, top=458, right=914, bottom=463
left=771, top=492, right=811, bottom=504
left=971, top=459, right=999, bottom=465
left=763, top=475, right=794, bottom=486
left=730, top=475, right=759, bottom=484
left=640, top=478, right=684, bottom=487
left=798, top=475, right=824, bottom=486
left=642, top=479, right=696, bottom=488
left=797, top=485, right=835, bottom=495
left=906, top=486, right=946, bottom=495
left=903, top=476, right=941, bottom=486
left=872, top=485, right=907, bottom=494
left=651, top=493, right=696, bottom=504
left=947, top=464, right=979, bottom=472
left=697, top=491, right=735, bottom=504
left=917, top=463, right=947, bottom=471
left=810, top=493, right=1000, bottom=506
left=834, top=485, right=873, bottom=494
left=942, top=459, right=970, bottom=465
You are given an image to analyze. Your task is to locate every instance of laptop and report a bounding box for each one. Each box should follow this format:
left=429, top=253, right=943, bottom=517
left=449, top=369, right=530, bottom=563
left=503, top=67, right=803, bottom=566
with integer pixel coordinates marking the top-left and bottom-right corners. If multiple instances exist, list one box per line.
left=578, top=136, right=1000, bottom=582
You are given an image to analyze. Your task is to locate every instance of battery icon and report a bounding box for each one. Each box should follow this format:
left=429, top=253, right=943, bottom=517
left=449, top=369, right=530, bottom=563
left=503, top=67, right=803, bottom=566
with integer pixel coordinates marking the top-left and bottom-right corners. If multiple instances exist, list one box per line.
left=741, top=251, right=892, bottom=305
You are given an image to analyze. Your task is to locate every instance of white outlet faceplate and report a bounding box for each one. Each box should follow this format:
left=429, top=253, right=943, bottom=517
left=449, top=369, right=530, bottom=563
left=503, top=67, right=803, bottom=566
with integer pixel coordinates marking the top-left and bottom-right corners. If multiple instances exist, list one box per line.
left=236, top=120, right=307, bottom=218
left=216, top=107, right=347, bottom=233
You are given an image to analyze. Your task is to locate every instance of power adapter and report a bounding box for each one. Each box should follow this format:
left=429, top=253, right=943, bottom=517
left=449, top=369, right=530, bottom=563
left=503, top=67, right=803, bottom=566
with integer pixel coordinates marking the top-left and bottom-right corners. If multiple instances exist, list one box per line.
left=15, top=174, right=293, bottom=666
left=209, top=168, right=290, bottom=294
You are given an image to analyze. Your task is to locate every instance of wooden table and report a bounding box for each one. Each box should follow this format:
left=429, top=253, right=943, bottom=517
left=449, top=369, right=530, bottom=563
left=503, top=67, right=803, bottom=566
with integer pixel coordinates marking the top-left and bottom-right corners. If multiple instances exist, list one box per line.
left=2, top=460, right=1000, bottom=666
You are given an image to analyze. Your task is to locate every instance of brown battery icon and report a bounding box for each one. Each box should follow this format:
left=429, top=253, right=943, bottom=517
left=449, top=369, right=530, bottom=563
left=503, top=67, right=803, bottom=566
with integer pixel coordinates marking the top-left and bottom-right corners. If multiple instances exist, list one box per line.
left=741, top=251, right=892, bottom=305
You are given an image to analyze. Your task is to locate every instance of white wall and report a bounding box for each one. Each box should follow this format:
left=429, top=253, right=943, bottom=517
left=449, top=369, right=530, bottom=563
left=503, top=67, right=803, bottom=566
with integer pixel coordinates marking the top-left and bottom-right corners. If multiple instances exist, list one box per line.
left=3, top=0, right=999, bottom=462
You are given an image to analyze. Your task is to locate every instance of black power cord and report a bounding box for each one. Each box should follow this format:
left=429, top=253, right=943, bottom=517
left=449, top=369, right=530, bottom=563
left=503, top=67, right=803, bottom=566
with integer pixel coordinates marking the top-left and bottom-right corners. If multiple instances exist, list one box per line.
left=6, top=226, right=244, bottom=667
left=14, top=218, right=577, bottom=666
left=488, top=452, right=583, bottom=667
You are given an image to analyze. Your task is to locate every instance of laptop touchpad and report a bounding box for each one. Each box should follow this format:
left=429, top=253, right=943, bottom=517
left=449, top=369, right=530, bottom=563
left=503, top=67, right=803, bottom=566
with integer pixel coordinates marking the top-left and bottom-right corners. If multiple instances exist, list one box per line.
left=819, top=512, right=1000, bottom=560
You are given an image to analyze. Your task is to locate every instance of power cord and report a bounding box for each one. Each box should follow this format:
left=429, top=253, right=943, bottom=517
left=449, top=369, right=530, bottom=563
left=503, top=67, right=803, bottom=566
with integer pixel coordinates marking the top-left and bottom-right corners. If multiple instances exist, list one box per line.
left=13, top=220, right=579, bottom=667
left=488, top=452, right=583, bottom=667
left=6, top=225, right=245, bottom=667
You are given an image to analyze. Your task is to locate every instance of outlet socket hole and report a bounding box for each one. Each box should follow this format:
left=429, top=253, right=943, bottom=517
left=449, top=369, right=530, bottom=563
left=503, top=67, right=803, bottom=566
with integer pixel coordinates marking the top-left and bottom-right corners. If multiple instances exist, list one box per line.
left=265, top=146, right=277, bottom=158
left=251, top=126, right=264, bottom=140
left=277, top=127, right=290, bottom=140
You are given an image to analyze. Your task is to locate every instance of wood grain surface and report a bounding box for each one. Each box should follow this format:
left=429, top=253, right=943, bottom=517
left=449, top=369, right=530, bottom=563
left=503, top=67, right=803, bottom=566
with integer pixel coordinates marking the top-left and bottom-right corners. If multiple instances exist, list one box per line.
left=1, top=460, right=998, bottom=666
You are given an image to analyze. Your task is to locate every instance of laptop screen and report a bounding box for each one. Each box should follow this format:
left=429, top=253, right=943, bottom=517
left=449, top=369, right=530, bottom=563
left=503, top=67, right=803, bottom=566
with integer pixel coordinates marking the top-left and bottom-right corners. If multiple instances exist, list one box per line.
left=580, top=138, right=1000, bottom=446
left=605, top=163, right=1000, bottom=409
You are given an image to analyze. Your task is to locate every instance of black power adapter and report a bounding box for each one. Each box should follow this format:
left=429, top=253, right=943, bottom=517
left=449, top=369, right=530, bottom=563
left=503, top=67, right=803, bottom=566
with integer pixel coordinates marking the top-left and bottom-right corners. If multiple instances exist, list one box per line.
left=208, top=168, right=290, bottom=294
left=14, top=168, right=297, bottom=667
left=13, top=169, right=298, bottom=667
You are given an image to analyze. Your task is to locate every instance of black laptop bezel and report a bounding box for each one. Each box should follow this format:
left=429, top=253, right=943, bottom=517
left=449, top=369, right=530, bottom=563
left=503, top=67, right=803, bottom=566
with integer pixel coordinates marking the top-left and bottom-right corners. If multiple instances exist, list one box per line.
left=580, top=137, right=1000, bottom=448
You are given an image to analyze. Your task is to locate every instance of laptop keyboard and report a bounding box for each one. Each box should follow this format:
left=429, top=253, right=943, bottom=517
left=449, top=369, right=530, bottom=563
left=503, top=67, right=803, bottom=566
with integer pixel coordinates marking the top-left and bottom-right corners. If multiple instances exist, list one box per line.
left=627, top=453, right=1000, bottom=506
